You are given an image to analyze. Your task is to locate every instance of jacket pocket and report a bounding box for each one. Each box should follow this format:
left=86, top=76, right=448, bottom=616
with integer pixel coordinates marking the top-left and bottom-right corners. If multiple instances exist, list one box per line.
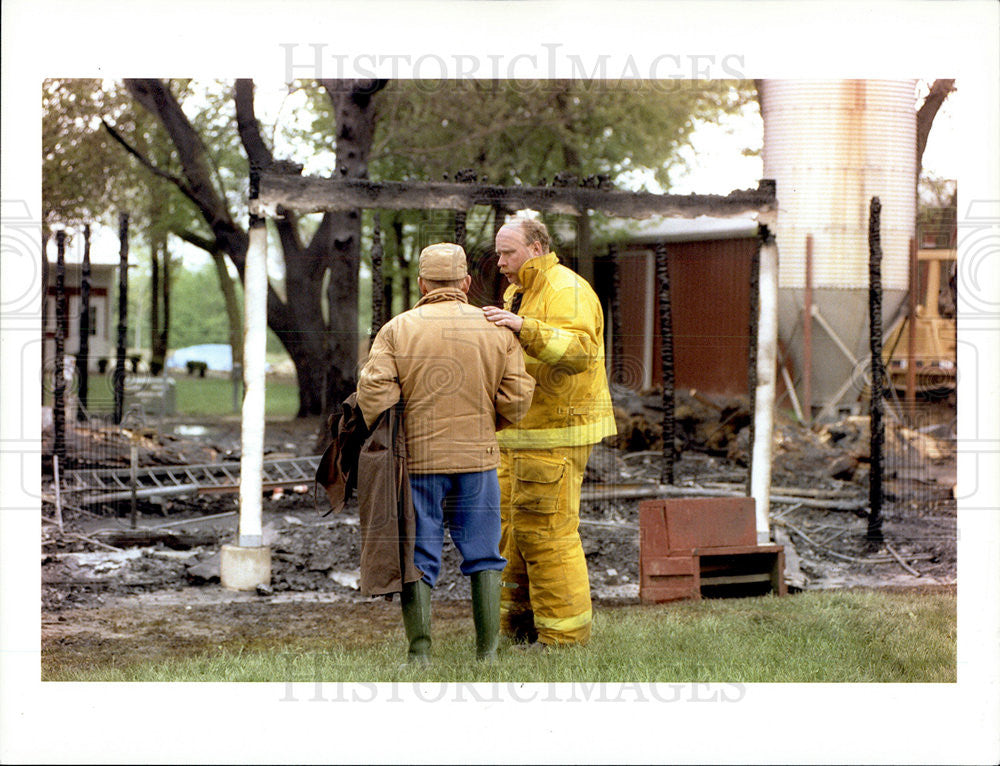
left=511, top=455, right=565, bottom=513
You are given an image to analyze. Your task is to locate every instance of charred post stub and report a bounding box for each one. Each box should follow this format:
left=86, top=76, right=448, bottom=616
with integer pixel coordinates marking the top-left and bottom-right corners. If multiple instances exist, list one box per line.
left=54, top=230, right=67, bottom=464
left=77, top=224, right=92, bottom=420
left=114, top=213, right=129, bottom=425
left=370, top=213, right=385, bottom=344
left=867, top=197, right=885, bottom=546
left=454, top=209, right=467, bottom=251
left=610, top=243, right=624, bottom=388
left=492, top=204, right=506, bottom=242
left=655, top=243, right=675, bottom=485
left=490, top=205, right=513, bottom=304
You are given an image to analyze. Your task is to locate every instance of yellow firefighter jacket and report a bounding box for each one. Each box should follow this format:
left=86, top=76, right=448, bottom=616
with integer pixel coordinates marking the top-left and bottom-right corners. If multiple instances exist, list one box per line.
left=496, top=253, right=617, bottom=450
left=357, top=287, right=535, bottom=474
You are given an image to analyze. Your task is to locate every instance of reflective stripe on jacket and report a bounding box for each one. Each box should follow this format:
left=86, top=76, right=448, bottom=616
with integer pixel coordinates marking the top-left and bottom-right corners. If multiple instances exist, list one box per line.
left=496, top=253, right=616, bottom=449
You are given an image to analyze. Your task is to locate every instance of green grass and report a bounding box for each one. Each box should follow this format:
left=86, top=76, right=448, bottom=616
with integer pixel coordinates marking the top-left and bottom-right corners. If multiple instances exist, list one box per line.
left=170, top=375, right=299, bottom=417
left=56, top=375, right=300, bottom=418
left=45, top=590, right=955, bottom=683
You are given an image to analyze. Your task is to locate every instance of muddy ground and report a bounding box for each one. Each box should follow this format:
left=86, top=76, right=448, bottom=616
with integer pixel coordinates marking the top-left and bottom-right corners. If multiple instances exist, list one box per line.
left=40, top=398, right=957, bottom=662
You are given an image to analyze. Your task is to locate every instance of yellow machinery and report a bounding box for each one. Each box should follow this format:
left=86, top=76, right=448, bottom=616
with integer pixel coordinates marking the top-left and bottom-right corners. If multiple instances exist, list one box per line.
left=884, top=249, right=956, bottom=395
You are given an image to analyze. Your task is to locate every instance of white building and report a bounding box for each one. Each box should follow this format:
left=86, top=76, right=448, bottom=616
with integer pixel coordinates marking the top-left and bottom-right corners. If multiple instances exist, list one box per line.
left=43, top=229, right=119, bottom=374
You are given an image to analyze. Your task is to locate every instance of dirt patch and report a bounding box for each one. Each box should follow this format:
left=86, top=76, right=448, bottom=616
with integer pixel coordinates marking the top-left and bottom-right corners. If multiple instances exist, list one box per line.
left=41, top=596, right=453, bottom=676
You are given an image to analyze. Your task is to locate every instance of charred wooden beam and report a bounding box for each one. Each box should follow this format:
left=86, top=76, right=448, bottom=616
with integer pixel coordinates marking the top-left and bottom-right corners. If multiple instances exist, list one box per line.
left=454, top=209, right=467, bottom=250
left=77, top=224, right=91, bottom=420
left=100, top=529, right=217, bottom=550
left=655, top=243, right=675, bottom=485
left=867, top=197, right=885, bottom=546
left=370, top=214, right=385, bottom=343
left=745, top=229, right=761, bottom=497
left=41, top=230, right=50, bottom=405
left=54, top=230, right=67, bottom=463
left=391, top=216, right=405, bottom=312
left=803, top=233, right=814, bottom=424
left=114, top=213, right=129, bottom=425
left=254, top=173, right=776, bottom=220
left=609, top=243, right=624, bottom=387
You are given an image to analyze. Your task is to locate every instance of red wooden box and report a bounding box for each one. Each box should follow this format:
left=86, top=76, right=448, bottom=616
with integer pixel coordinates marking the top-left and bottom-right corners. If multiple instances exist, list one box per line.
left=639, top=497, right=786, bottom=603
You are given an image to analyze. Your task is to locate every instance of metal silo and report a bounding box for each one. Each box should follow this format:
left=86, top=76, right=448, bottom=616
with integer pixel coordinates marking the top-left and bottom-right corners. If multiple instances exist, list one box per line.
left=760, top=79, right=917, bottom=417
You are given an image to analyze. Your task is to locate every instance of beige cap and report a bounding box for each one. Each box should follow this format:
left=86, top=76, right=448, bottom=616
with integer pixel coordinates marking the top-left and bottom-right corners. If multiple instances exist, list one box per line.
left=418, top=242, right=468, bottom=281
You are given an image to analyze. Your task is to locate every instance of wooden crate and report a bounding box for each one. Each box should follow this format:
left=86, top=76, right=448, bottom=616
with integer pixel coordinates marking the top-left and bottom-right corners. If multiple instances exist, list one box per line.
left=639, top=497, right=786, bottom=603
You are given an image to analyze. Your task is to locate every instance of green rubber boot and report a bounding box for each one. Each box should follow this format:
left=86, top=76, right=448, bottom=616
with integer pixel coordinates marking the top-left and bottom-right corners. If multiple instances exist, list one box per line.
left=400, top=579, right=432, bottom=664
left=471, top=570, right=501, bottom=661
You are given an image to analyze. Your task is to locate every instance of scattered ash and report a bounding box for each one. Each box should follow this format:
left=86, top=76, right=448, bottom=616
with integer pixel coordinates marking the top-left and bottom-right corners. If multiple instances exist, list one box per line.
left=40, top=397, right=956, bottom=612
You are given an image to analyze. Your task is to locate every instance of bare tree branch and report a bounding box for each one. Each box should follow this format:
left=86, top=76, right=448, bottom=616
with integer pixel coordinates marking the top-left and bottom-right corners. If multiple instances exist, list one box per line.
left=235, top=78, right=274, bottom=170
left=916, top=79, right=956, bottom=172
left=171, top=227, right=219, bottom=254
left=123, top=78, right=246, bottom=264
left=101, top=118, right=200, bottom=206
left=234, top=78, right=304, bottom=255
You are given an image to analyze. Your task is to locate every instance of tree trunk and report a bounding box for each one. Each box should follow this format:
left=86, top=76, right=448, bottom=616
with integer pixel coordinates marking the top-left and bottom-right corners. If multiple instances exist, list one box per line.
left=149, top=234, right=172, bottom=374
left=209, top=251, right=243, bottom=368
left=396, top=216, right=411, bottom=312
left=916, top=79, right=956, bottom=177
left=317, top=79, right=387, bottom=417
left=161, top=243, right=170, bottom=364
left=124, top=78, right=386, bottom=419
left=150, top=234, right=162, bottom=373
left=271, top=247, right=330, bottom=416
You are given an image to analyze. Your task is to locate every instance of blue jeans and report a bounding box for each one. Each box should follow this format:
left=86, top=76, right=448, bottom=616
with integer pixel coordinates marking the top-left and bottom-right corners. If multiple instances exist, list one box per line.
left=409, top=470, right=506, bottom=587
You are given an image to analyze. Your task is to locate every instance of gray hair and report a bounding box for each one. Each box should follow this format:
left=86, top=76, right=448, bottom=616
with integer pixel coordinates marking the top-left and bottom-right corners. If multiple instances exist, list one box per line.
left=509, top=217, right=551, bottom=253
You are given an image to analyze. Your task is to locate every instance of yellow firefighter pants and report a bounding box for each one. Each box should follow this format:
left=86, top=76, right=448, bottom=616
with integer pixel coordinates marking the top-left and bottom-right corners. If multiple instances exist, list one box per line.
left=498, top=445, right=593, bottom=646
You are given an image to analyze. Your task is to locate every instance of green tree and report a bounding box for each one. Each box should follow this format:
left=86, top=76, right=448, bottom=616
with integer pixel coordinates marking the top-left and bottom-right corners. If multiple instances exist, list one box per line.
left=321, top=79, right=754, bottom=304
left=43, top=79, right=186, bottom=377
left=364, top=80, right=751, bottom=187
left=168, top=264, right=236, bottom=348
left=42, top=79, right=140, bottom=233
left=100, top=78, right=387, bottom=416
left=46, top=78, right=757, bottom=418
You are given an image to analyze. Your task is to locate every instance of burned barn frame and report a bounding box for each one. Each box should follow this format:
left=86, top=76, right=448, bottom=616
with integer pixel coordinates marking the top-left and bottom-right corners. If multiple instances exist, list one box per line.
left=249, top=170, right=781, bottom=541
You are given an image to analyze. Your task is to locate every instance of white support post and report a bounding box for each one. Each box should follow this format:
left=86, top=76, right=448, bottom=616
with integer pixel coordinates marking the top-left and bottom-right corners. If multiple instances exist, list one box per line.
left=220, top=203, right=272, bottom=591
left=239, top=220, right=267, bottom=548
left=750, top=230, right=779, bottom=544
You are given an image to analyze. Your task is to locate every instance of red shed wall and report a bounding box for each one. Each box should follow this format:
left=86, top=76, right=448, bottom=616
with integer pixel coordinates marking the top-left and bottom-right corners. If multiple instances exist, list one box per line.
left=616, top=237, right=755, bottom=397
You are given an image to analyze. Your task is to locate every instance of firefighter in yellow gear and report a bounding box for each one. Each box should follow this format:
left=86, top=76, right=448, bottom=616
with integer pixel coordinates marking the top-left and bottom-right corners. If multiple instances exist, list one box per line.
left=483, top=217, right=616, bottom=646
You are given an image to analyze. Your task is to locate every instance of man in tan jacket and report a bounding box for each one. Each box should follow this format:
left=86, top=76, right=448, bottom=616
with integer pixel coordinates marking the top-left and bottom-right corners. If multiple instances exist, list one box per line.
left=357, top=242, right=534, bottom=663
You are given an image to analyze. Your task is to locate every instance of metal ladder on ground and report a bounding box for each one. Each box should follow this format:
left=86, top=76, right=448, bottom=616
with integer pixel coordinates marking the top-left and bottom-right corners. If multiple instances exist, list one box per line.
left=64, top=455, right=322, bottom=505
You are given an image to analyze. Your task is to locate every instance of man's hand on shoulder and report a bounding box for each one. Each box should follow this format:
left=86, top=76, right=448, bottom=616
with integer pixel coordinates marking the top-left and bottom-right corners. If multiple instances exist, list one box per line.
left=482, top=305, right=524, bottom=334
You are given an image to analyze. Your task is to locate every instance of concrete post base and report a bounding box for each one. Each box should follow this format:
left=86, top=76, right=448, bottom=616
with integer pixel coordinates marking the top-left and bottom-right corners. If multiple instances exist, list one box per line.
left=220, top=544, right=271, bottom=591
